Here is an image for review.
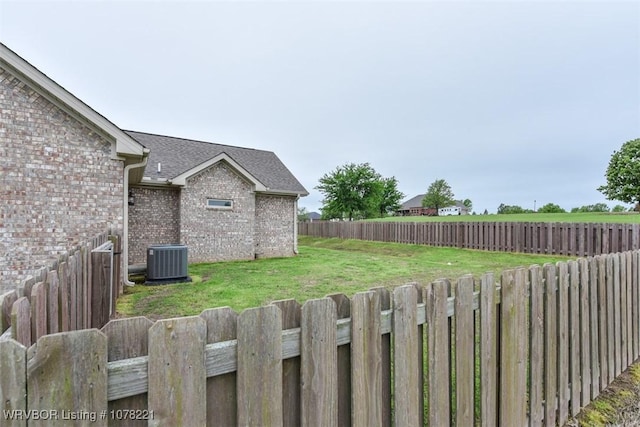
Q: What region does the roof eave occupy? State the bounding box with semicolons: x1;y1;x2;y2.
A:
169;152;267;190
0;43;145;160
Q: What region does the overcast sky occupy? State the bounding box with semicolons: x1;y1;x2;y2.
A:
1;0;639;214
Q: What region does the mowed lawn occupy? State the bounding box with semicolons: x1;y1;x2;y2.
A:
367;212;640;223
117;236;573;319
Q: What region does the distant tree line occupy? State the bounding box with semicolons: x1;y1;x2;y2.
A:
496;202;633;215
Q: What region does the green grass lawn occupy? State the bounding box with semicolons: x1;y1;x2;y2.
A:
367;212;640;223
117;236;572;319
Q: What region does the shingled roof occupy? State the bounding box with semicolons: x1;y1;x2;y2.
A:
125;131;308;196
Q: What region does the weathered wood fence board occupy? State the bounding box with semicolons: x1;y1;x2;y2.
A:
2;248;640;426
299;221;640;257
0;339;27;427
0;231;118;347
26;329;108;426
148;317;206;427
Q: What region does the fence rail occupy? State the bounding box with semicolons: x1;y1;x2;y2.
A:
0;231;120;346
2;250;638;426
299;221;640;257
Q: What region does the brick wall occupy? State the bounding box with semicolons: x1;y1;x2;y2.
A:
180;162;256;263
0;67;124;291
128;186;181;264
255;195;296;258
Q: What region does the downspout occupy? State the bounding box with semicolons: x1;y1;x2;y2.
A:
122;149;150;286
294;196;300;254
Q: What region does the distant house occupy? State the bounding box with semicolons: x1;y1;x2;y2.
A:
398;194;469;216
397;194;437;216
308;212;322;222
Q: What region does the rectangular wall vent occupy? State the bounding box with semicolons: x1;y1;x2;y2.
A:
147;244;188;281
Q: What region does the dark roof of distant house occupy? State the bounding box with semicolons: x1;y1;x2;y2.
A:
400;194;426;210
309;212;322;220
400;194;468;210
125;131;308;196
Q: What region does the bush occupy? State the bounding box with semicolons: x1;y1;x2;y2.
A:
538;203;566;213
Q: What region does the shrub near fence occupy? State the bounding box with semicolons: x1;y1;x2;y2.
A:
2;250;639;426
299;221;640;257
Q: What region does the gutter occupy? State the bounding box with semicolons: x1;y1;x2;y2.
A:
294;195;300;254
122;149;150;286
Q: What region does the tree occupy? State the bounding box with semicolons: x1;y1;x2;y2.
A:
598;138;640;206
422;179;455;214
462;199;472;211
316;163;389;221
297;207;310;222
612;204;627;213
497;204;532;214
537;203;566;213
376;177;405;218
571;203;609;213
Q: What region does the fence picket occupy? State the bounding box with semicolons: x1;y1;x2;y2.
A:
569;260;581;416
0;290;17;333
148;316;206;427
27;329;108;426
606;256;616;383
393;284;421;426
0;339;27;427
455;275;475;426
598;255;609;389
370;286;392;426
578;258;592;407
425;280;450;426
544;264;558;427
557;262;569;425
237;305;283;426
47;271;59;334
11;297;31;347
589;257;600;400
351;291;382;427
31;282;47;341
529;266;544;427
301;298;338;426
326;293;352;427
499;268;527;426
101;317;153;427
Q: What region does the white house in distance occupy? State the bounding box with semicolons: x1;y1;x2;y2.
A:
399;195;470;216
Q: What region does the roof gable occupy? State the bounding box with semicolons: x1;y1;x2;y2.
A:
0;43;145;159
126;131;308;196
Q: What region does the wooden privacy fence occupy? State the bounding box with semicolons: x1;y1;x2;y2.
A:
299;221;640;257
2;250;639;426
0;232;121;346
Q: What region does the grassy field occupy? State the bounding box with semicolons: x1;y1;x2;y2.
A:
117;236;571;319
367;212;640;223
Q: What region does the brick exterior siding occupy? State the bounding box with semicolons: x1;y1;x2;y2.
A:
0;67;124;292
127;162;299;265
180;162;256;263
128;186;181;264
255;195;296;258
